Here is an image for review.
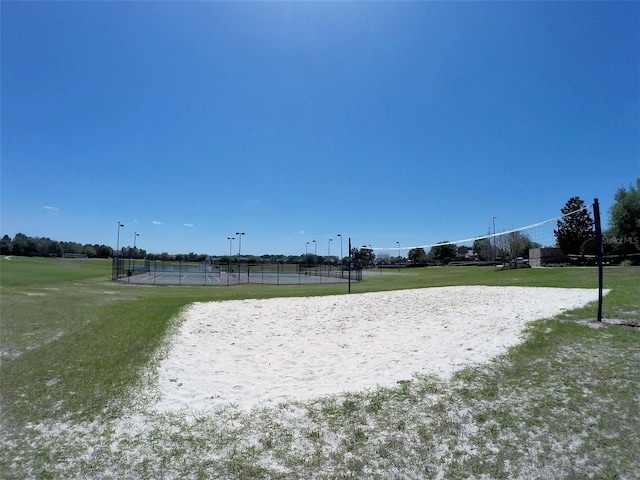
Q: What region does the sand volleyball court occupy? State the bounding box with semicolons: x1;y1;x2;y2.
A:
151;286;601;412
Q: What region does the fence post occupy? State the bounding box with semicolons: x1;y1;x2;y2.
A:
348;237;352;293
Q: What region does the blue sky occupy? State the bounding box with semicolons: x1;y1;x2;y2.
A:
1;1;638;256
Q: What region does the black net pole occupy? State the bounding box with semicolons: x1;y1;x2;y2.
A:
593;198;603;323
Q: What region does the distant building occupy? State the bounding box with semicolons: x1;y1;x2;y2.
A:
529;248;566;267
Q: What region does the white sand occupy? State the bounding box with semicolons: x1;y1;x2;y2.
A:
152;286;601;412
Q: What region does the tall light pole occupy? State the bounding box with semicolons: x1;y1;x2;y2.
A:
235;232;245;282
337;233;343;281
492;216;497;263
227;237;235;285
328;238;333;275
116;221;124;256
312;239;317;275
306;241;310;270
133;232;139;260
397;241;401;273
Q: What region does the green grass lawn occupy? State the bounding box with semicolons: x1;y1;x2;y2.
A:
1;256;638;478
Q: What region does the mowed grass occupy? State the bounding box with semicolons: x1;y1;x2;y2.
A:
1;256;639;478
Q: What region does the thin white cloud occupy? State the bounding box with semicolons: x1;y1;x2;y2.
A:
184;223;194;227
152;221;163;225
44;205;58;211
297;230;305;235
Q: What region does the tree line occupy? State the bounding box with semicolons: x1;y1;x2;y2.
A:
0;234;357;267
404;231;542;267
0;233;114;259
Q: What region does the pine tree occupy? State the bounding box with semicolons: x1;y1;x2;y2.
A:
554;197;594;254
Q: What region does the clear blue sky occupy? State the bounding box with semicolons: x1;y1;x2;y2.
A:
1;1;638;256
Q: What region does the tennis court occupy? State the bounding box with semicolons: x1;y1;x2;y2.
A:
113;258;360;286
119;267;346;286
